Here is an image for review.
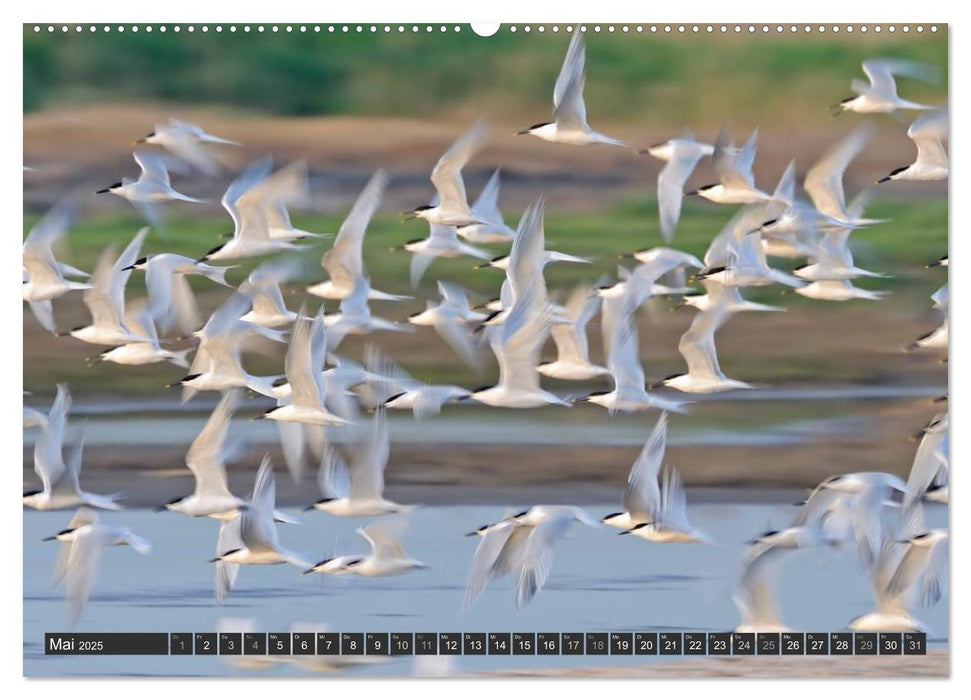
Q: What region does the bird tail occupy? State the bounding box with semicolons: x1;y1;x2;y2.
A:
168;348;192;369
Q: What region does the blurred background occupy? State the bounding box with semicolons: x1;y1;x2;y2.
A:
23;25;948;497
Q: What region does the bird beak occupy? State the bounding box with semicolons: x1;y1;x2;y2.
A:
474;262;491;270
42;535;57;542
877;175;892;184
515;129;531;136
121;264;136;271
207;557;221;563
303;504;316;512
301;568;315;575
636;148;650;156
464;531;479;537
618;530;631;536
153;504;168;513
685;189;700;196
95;188;111;194
401;211;417;221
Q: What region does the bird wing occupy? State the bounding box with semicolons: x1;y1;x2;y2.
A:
659;466;692;530
678;307;729;380
221;157;273;243
606;311;646;396
133;150;173;187
349;411;389;501
186;390;239;499
552;29;588;129
658;146;708;240
33;384;71;493
359;518;408;560
286;308;326;409
862;58;937;98
804;126;873;221
909;110;948;169
516;516;572;608
507;198;547;302
430;120;488;215
622;411;667;520
434;316;480;368
905;426;948;507
733;543;786;630
240;456;280;553
317;448;351;500
463;519;517;609
64;527;106;625
215;517;242;603
323;169;387;283
470;168;505;226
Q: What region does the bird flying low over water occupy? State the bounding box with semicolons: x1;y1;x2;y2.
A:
463;505;599;609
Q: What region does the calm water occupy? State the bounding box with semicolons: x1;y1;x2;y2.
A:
23;500;948;677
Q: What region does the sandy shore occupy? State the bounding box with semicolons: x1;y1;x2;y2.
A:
481;649;948;678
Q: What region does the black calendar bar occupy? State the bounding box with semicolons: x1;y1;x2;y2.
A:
42;632;927;656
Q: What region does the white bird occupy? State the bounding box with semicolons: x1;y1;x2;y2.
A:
65;228;150;346
362;345;471;420
399;222;491;288
682;278;784;315
601;411;668;531
404;120;490;226
209;456;310;592
622;468;711;544
261;308;352;427
471;278;568;409
643;131;714;240
835;59;938;114
792;472;909;568
456;169;517;243
697;205;805;289
908;285;948;352
247;160;328;241
734;526;830;633
323;276;410;349
22;201;90;333
463;505;599;609
407;281;485;367
753;162;841;260
687;128;774;205
308;170;407;301
136;118;239;175
160;390;247;519
538;285;608;381
239;258;302;328
879;109;948;183
24;386;122;512
516;29;627;147
904;414;948;509
306;410;412;516
97;300;191;368
23;394;48;430
795;278;887;302
125;252;233;337
304;517;424;577
96;151;203;226
793;229;888;283
849;505;947;632
175;292;286;402
804;126;883;227
44;508;151;625
661;302;751;394
200;157;306;261
583;293;686;413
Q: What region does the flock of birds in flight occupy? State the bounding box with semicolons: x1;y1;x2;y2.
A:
23;30;949;639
